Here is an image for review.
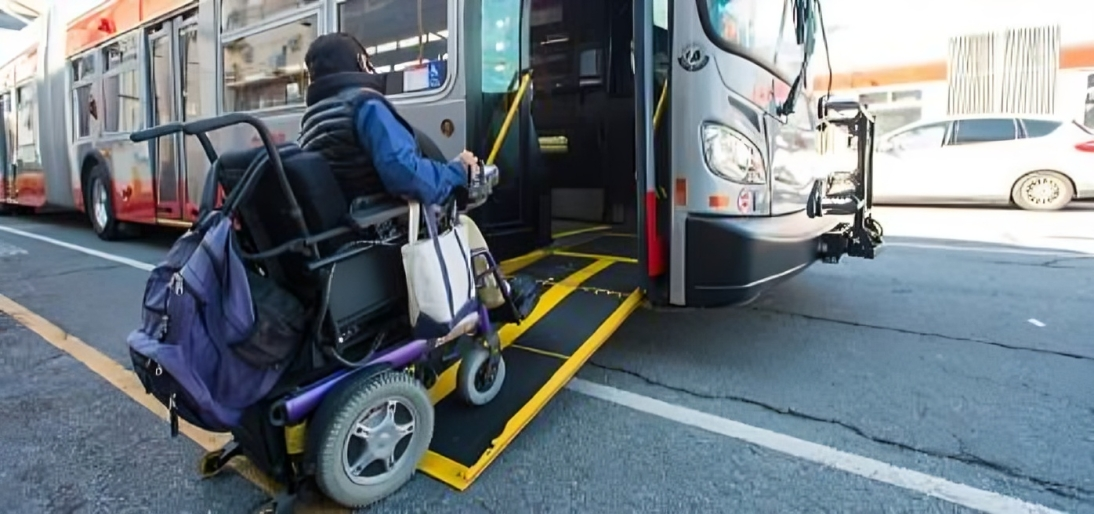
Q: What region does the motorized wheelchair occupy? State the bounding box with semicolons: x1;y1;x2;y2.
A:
129;112;538;511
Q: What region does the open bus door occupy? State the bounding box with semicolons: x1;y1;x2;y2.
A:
469;0;551;263
471;73;550;263
470;0;667;289
463;0;669;276
421;0;651;490
634;0;664;299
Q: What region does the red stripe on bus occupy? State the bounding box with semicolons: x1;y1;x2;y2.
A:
645;191;665;278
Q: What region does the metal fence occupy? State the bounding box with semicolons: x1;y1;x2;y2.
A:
946;24;1060;115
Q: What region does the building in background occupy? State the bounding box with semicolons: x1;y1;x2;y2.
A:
813;0;1094;135
0;0;38;30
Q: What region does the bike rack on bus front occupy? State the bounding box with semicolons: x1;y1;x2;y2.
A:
806;97;884;263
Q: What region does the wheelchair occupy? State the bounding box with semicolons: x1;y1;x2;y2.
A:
129;113;538;510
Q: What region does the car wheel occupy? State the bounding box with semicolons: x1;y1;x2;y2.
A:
1010;171;1073;211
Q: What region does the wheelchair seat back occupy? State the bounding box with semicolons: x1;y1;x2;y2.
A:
214;143;407;346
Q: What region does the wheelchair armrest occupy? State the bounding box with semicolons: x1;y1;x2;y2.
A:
347;196;409;230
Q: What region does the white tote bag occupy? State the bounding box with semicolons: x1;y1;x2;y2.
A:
401;202;476;337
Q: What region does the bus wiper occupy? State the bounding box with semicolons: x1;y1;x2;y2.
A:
776;72;803;117
775;0;817;117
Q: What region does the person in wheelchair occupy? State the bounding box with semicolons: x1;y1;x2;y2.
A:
299;33;534;320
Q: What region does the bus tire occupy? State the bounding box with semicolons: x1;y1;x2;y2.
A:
86;166;123;240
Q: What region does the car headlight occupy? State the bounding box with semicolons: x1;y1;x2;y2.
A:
700;123;767;184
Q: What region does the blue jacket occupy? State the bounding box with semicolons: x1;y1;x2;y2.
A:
354;99;468;205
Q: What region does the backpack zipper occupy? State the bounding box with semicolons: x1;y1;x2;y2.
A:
159;273;185;339
169;272;184;296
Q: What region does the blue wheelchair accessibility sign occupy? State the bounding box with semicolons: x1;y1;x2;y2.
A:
428;61;442;89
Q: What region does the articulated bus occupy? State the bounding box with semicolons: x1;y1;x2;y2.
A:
0;0;880;308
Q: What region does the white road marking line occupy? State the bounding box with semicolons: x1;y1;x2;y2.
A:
887;241;1092;258
0;225;154;271
1028;319;1046;327
0;221;1065;514
567;379;1062;514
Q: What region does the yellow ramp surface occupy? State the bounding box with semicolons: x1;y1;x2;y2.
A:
421;246;642;490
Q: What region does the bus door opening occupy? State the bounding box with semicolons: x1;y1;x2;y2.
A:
520;0;669;285
147;12;200;227
417;0;653;490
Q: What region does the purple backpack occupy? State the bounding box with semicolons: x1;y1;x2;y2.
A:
128;211;306;435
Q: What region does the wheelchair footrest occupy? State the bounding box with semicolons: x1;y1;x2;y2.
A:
489;274;540;325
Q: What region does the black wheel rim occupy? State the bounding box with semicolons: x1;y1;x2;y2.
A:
474;358;498;391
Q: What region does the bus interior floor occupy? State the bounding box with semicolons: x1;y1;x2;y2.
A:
511;220;642;297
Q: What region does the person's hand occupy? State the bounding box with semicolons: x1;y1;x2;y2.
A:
457;150;479;168
457;150;482;180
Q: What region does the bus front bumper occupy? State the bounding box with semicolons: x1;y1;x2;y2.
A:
684;210;843;308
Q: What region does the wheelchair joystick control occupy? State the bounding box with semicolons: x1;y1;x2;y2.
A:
464;161;500;211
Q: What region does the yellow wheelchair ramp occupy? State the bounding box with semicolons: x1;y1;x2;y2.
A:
420;250;642;490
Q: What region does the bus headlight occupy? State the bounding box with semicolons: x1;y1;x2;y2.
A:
700;123;767;185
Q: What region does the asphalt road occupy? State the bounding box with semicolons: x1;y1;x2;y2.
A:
0;206;1092;514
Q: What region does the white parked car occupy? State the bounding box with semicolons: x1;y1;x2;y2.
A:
872;114;1094;210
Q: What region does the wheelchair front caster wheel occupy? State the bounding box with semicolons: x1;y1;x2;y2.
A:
456;344;506;407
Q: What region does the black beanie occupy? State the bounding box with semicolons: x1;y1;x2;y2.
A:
305;33;369;79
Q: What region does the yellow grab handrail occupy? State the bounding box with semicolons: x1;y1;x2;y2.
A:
487;71;533;165
652;79;670;199
653;79;669;131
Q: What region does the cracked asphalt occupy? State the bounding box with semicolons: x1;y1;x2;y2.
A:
0;206;1092;514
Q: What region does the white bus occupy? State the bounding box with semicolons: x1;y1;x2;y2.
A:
0;0;881;308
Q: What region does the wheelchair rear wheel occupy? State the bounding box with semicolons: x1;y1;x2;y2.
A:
305;370;434;508
456;334;507;406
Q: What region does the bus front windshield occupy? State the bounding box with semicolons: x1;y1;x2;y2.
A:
699;0;813;87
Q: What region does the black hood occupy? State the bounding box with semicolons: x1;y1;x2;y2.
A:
305;72;388;107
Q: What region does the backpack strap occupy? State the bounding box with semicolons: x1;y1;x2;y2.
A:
169;393;179;437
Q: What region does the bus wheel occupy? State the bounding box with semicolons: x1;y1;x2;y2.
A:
86;166;122;240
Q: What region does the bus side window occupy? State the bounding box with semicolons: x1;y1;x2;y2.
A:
481;0;521;94
630;0;670;87
221;0;320;32
71;53;97;139
221;16;317;112
15;85;36;164
338;0;450;95
101;35;142;133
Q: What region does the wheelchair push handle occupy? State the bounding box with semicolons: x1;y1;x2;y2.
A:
129;122;185;143
130;121;218;164
184;112;265;138
133;113;262;144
